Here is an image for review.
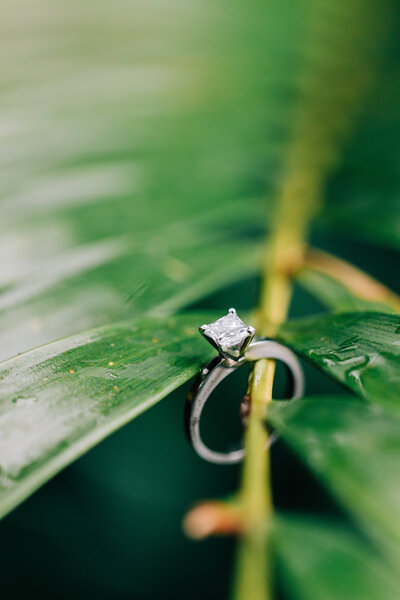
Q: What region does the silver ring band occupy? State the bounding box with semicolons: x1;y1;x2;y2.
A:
186;339;304;465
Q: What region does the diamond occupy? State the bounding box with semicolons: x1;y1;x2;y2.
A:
200;308;255;360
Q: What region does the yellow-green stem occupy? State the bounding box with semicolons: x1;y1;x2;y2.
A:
232;3;387;599
233;359;275;600
233;188;317;600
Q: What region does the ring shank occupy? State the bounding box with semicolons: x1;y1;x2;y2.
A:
187;339;304;465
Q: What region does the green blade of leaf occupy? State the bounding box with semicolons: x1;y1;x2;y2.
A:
274;515;400;600
279;312;400;412
269;397;400;562
0;207;263;362
2;0;311;361
0;0;281;359
0;312;215;520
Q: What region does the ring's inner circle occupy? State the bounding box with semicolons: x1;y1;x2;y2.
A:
271;359;294;400
198;358;293;453
199;362;250;453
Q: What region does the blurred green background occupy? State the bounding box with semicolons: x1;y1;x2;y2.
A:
1;0;399;597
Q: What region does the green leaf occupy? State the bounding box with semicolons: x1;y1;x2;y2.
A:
0;194;264;361
0;312;215;520
279;312;400;413
274;515;400;600
269;397;400;562
2;0;287;360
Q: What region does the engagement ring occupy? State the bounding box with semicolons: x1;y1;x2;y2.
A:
186;308;304;464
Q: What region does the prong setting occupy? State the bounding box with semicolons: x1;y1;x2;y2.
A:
199;308;255;361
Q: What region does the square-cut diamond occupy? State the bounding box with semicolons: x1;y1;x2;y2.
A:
200;309;253;359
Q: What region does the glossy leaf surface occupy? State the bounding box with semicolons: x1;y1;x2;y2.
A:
0;205;263;362
0;312;215;519
279;312;400;412
269;398;400;561
0;0;282;360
